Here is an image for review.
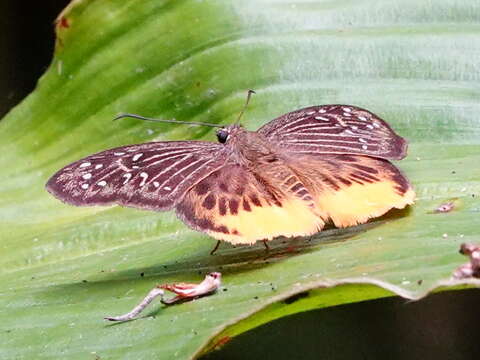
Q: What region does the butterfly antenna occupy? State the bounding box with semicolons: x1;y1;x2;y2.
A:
113;113;223;128
234;89;256;125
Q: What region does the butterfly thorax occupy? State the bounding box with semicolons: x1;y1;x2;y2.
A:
221;124;318;212
223;125;278;166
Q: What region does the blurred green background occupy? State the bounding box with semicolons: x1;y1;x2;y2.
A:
1;1;479;359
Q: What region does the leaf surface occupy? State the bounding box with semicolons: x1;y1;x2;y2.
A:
1;0;479;359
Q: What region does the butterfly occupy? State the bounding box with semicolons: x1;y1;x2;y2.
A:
46;101;415;249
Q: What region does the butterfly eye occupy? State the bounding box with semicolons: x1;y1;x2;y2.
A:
216;129;229;143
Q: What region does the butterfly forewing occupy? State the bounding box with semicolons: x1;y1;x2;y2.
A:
46;141;228;211
258;105;407;160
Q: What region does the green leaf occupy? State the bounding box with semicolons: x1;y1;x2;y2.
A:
1;0;479;358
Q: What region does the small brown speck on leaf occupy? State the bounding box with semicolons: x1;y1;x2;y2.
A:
57;16;70;29
432;200;456;214
453;243;480;279
417;279;423;285
214;336;232;349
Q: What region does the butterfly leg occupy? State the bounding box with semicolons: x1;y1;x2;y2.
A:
210;240;221;255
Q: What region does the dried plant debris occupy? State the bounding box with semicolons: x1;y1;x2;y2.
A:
105;288;165;322
453;244;480;279
160;272;222;304
435;202;455;213
105;272;222;322
432;199;457;214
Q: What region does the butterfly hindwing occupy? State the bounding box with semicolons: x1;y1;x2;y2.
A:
175;152;414;245
46;141;228;211
258;105;407;160
286;153;415;228
175;163;325;244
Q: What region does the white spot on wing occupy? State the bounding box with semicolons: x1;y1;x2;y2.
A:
342;107;352;112
362;144;368;150
95;164;103;169
153;181;160;188
97;181;107;187
358;116;367;121
122;173;132;184
139;172;148;186
315;116;329;121
306;111;315;115
133;153;143;161
359;138;367;143
373;122;381;128
114;152;126;156
318;109;326;113
81;183;89;189
82;173;92;180
366;124;374;129
80;162;91;168
163;186;172;191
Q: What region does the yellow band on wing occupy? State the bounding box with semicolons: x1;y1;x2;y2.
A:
208;198;324;245
317;181;415;228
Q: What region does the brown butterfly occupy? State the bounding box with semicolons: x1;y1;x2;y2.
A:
46;95;415;251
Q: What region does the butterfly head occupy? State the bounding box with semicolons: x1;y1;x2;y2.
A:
216;128;229;143
216;124;244;144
